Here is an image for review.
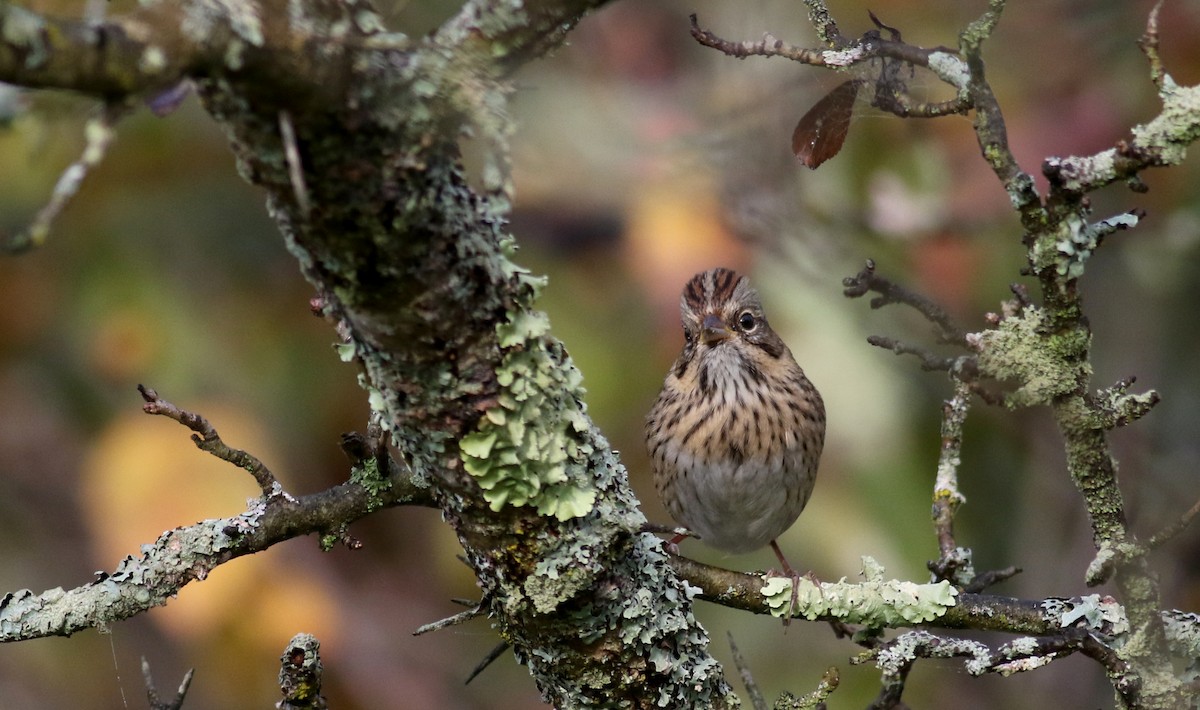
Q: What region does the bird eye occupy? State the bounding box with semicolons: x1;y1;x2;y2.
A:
738;311;757;332
684;330;695;344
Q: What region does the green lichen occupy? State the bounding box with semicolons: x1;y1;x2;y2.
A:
349;456;391;511
762;557;958;625
973;305;1090;408
318;533;340;552
459;262;596;521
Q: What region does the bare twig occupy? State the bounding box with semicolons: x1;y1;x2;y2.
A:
773;666;840;709
959;4;1043;227
689;14;832;66
843;260;968;344
279;110;311;217
688;13;955;81
1077;632;1139;706
142;657;194;710
1138;0;1166;91
413;605;484;636
137;384;286;499
727;632;767;710
866;335;959;372
963;566;1021;594
465;641;510;685
1147;496;1200;551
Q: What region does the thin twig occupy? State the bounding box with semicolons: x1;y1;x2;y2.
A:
963;566;1021;594
689;13;951;75
866;335;960;371
413;605;484;636
2;102;128;253
1077;631;1139;706
279;110;311;218
1138;0;1166;91
727;632;767;710
689;14;831;66
1147;496;1200;551
960;3;1043;225
465;641;510;685
142;657;194;710
843;260;968;344
137;384;286;499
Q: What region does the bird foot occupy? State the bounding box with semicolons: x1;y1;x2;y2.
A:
637;522;697;555
764;568;810;628
767;540;821;628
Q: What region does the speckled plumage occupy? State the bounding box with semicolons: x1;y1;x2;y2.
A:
645;268;825;556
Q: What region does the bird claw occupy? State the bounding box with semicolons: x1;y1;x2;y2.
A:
764;568;808;628
637;522;697;556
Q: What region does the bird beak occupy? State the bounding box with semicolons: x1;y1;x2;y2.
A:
701;314;731;345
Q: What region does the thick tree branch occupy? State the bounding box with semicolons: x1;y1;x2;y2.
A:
0;457;431;642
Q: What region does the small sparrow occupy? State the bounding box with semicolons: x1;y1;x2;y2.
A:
645;268;825;574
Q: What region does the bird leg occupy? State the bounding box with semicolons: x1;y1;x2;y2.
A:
768;540;815;628
637;522;698;555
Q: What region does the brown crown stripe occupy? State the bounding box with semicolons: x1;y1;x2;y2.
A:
684;267;743;313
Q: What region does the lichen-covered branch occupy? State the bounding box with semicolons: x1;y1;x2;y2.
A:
0;457;430;641
929;380;972;586
278;633;327;710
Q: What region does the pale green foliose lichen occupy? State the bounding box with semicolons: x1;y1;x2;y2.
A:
1055;212;1140;279
762;557;958;624
459;257;597;521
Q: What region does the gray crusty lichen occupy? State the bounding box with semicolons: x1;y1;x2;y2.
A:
522;533;739;708
458;243;597;521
